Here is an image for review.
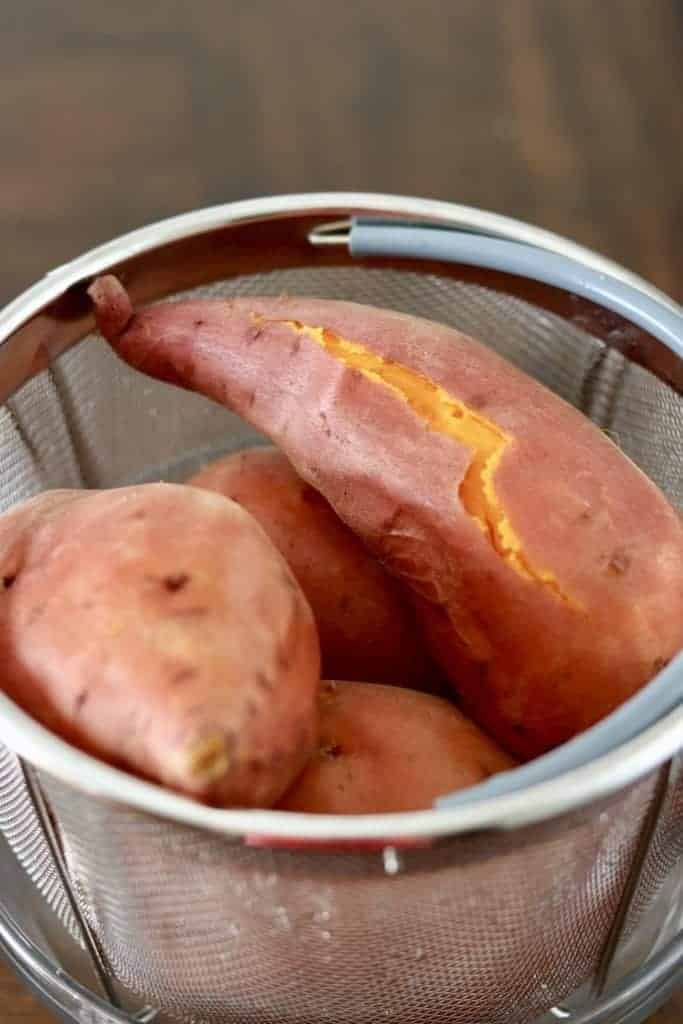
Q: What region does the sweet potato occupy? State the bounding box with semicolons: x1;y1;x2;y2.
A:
187;446;432;687
90;278;683;759
0;484;320;806
277;681;515;813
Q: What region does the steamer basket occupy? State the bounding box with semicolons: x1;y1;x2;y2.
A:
0;194;681;1024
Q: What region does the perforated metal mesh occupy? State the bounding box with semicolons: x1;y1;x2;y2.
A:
0;746;81;941
38;767;673;1024
0;266;681;1023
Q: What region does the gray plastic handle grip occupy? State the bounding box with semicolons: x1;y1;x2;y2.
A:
350;218;683;357
348;217;683;808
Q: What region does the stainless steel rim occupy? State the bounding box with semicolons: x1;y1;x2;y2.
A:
1;191;678;343
0;191;681;843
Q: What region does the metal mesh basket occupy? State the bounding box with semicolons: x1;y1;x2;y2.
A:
0;195;681;1024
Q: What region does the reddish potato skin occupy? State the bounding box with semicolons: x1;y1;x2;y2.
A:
277;681;516;814
187;446;432;687
0;484;320;807
90;279;683;759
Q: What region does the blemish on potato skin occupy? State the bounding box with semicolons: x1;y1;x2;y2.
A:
319;742;343;760
255;671;274;692
2;574;17;589
607;549;630;575
164;572;190;592
74;689;89;713
653;656;670;674
319;410;333;438
171;605;208;618
186;734;232;783
172;666;198;685
26;603;46;625
277;646;291;671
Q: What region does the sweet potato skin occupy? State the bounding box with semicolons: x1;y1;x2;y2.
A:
277;681;515;814
91;278;683;759
0;484;320;807
187;446;432;687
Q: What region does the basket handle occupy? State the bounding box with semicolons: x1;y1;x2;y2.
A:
349;218;683;356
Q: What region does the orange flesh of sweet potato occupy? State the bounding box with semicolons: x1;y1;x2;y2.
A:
187;446;434;688
0;484;320;806
277;681;516;814
90;278;683;759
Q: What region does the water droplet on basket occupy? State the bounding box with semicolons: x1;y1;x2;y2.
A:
550;1006;572;1019
383;846;402;875
227;921;240;938
414;947;424;961
314;908;332;924
272;905;292;932
254;871;277;889
320;930;331;941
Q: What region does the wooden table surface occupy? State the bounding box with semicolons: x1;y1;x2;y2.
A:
0;0;681;1020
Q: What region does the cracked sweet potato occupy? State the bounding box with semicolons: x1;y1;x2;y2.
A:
277;681;515;814
187;446;433;687
0;484;320;806
90;277;683;760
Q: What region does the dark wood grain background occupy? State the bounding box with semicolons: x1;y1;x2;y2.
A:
1;0;682;306
0;0;681;1020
